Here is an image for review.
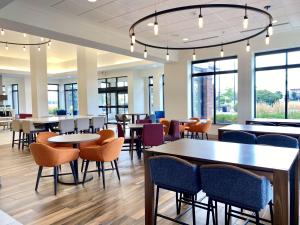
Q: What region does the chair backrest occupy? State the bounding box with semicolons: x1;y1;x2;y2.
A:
142;124;164;146
11;119;22;131
91;116;105;130
159;118;170;135
154;111;165;122
136;119;152;124
56;109;67;116
19;113;32;119
58;119;75;133
201;164;272;211
97;129;115;145
30;143;60;167
97;137;125;161
21;120;36;133
36;132;58;148
149;156;201;194
117;123;125;138
75;118;90;131
257;134;299;148
248;121;276;126
222;131;257;144
168;120;180;140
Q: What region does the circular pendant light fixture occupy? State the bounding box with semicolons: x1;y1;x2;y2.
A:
129;4;273;59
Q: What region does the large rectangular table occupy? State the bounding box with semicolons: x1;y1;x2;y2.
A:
144;139;299;225
218;124;300;140
246;118;300;126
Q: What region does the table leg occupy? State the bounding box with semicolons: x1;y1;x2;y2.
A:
273;170;290;225
144;151;154;225
130;129;134;160
132;115;136;123
291;157;299;225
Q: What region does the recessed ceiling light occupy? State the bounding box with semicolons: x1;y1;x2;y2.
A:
88;0;97;2
272;19;278;24
147;22;154;27
182;38;189;42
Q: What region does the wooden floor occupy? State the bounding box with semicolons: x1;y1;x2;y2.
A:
0;143;272;225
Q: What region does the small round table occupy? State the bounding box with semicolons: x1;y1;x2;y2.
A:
48;133;100;185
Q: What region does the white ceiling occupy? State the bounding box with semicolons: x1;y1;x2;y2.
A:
18;0;300;48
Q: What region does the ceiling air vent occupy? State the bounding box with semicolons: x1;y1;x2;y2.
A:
184;35;219;43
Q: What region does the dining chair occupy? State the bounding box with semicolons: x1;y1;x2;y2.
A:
58;119;75;134
11;119;23;149
188;120;212;140
115;114;131;133
185;117;200;136
81;137;124;189
117;123;137;157
36;132;73;149
149;155;202;225
154;111;165;123
221;130;257;144
136;119;152;124
30;143;79;195
257;134;299;148
90;116;105;133
164;120;180;142
21;120;45;150
142;124;164;149
75;117;90;133
146;114;156;123
159;118;170;136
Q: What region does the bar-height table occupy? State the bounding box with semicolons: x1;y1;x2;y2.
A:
144;139;299;225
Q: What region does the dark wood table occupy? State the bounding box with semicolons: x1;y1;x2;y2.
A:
218;124;300;140
144;139;299;225
246;118;300;126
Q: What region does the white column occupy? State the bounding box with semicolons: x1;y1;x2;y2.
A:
77;46;98;116
24;76;32;113
30;41;48;117
128;72;145;113
153;74;162;111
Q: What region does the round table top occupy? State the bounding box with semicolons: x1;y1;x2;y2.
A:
48;134;100;144
178;119;197;123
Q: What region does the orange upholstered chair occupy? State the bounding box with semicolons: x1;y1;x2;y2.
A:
30;143;79;195
188;120;212;139
159;118;170;135
80;137;124;189
36;132;72;148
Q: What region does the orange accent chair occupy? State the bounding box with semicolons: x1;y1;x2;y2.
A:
36;132;72;148
188;120;212;140
185;117;200;131
159;118;170;135
30;143;79;195
80;137;124;189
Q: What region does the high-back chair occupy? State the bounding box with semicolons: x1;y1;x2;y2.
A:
75;117;90;133
222;131;257;144
154;111;165;122
11;119;22;149
30;143;79;195
58;119;75;134
21;120;45;150
149;156;202;225
164;120;180;142
257;134;299;148
80;138;124;189
201;164;273;225
142;124;164;148
90;116;105;133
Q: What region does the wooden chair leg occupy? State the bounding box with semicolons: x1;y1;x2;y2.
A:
53;166;58;195
22;133;25;150
154;186;160;225
101;162;105;189
18;131;22;149
69;162;77;185
114;160;120;181
12;131;15;148
82;160;90;185
35;166;43;191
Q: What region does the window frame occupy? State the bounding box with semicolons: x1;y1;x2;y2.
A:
254;47;300;119
48;83;59;114
148;76;153;114
191;55;238;124
11;84;19;114
64;83;77;115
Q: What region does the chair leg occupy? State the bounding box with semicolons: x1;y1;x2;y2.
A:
69;162;77;185
201;133;204;140
35;166;43;191
225;204;228;225
101;162;105;189
53;166;58;195
206;133;209;140
18;131;22;149
269;201;273;225
211;200;216;225
12;131;15;148
82;160;90;185
214;201;218;225
206;197;211;225
81;160;85;172
154;186;160;225
255;211;260;225
22;133;25;150
96;162;101;177
110;161;114;169
228;205;232;225
176;192;179;215
114;160;120;181
191;195;196;225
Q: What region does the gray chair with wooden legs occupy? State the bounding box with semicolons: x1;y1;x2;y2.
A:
58;119;75;134
21;120;45;150
90;116;105;133
75;117;90;133
11;119;23;149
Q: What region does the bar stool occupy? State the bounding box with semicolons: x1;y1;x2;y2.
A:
11;119;23;149
90;116;105;133
21;120;45;150
58;119;75;134
75;117;90;133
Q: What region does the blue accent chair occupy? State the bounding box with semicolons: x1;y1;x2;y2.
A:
148;114;157;123
222;131;257;144
149;156;202;225
257;134;299;148
154;111;165;122
201;164;273;225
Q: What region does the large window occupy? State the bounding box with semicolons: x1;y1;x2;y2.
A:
98;77;128;122
11;84;19;114
148;76;154;114
48;84;59;115
192;56;238;124
255;48;300;119
64;83;78;115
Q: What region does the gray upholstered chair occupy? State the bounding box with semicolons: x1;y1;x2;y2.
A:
90;116;105;133
75;117;90;133
58;119;75;134
221;131;257;144
257;134;299;148
11;119;22;149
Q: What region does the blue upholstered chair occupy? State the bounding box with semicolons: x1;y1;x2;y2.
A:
147;114;157;123
149;156;202;225
257;134;299;148
222;131;257;144
201;164;273;225
154;111;165;123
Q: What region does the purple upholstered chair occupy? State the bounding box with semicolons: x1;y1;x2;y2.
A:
136;119;152;124
142;124;164;148
164;120;181;142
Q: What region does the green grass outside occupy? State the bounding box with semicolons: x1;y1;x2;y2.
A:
216;113;238;123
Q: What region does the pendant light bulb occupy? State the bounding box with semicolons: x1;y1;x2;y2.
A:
5;43;8;50
1;29;4;36
192;49;196;61
144;46;147;58
49;40;52;46
220;46;224;57
154;11;158;36
166;48;170;61
40;37;44;41
243;5;248;29
130;42;134;53
198;8;203;28
268;24;273;36
47;43;51;49
23;33;27;37
23;45;26;52
38;45;41;51
131;32;136;44
246;40;250;52
265;33;270;45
